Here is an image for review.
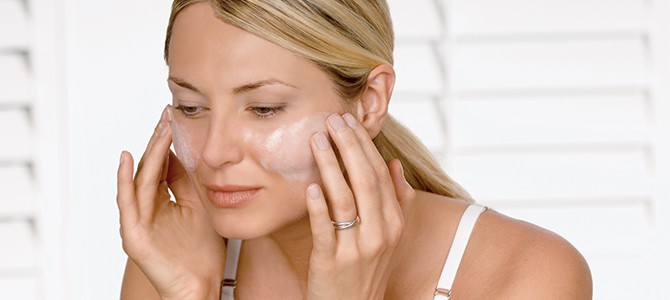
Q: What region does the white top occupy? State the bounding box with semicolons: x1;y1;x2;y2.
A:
220;204;486;300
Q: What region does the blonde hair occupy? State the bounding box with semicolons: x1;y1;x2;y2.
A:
165;0;473;201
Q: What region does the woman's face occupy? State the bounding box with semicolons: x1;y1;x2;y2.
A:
167;3;347;238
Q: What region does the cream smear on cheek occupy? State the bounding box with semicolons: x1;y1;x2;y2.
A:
170;112;199;173
245;113;328;182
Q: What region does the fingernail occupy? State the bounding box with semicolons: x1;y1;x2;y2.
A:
343;113;357;128
314;132;330;150
119;152;125;165
166;105;173;122
161;106;169;122
159;121;168;137
328;114;346;131
308;184;321;200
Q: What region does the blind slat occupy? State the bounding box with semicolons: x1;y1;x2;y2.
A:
0;110;33;161
0;221;37;270
389;98;444;152
0;0;29;49
452;93;650;146
452;151;651;200
388;0;441;39
500;203;652;256
452;0;648;35
394;44;442;94
0;55;31;105
0;277;38;300
587;257;652;299
0;165;34;217
450;38;648;91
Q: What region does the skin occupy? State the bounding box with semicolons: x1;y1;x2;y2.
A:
117;3;592;299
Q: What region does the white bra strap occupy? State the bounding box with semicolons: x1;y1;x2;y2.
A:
220;239;242;300
434;204;486;298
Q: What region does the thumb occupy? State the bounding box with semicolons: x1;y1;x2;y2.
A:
166;150;199;207
388;159;415;213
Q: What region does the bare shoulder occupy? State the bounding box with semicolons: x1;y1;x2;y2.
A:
395;192;591;299
463;208;593;299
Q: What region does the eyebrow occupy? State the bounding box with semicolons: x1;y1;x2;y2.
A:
232;79;299;94
168;76;201;93
168;76;298;95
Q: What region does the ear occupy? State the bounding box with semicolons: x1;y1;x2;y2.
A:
355;64;395;138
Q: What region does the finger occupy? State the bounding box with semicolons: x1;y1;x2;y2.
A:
336;113;407;251
134;105;173;218
306;184;336;256
388;159;415;218
117;151;138;229
342;113;401;221
166;150;186;183
310;130;358;224
166;150;199;207
342;113;388;174
136;106;172;173
160;149;169;182
136;105;171;181
325;114;383;225
160;107;177;183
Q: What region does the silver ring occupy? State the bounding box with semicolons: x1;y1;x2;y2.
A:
332;215;360;230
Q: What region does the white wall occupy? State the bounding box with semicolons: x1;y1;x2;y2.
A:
1;0;668;299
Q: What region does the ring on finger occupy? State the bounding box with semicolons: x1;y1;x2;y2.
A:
332;215;360;230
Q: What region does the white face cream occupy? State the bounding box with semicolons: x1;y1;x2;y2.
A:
171;108;329;181
170;109;198;173
248;113;329;182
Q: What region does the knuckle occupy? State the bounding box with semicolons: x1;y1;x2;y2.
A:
331;194;356;212
336;248;361;264
134;176;152;190
364;236;387;255
310;257;336;274
357;171;379;190
373;163;391;181
377;171;393;187
313;232;334;248
388;222;404;244
336;132;358;147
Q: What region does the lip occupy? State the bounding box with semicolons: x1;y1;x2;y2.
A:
204;184;261;208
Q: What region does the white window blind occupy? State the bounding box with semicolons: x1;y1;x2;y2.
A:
0;0;41;298
387;0;670;299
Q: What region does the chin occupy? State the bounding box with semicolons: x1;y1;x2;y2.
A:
205;211;275;240
207;208;309;240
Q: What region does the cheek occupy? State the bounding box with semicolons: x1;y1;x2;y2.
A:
256;114;328;182
170;113;200;173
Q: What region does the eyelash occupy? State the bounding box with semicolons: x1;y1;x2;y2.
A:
248;105;285;119
175;105;204;118
174;105;286;119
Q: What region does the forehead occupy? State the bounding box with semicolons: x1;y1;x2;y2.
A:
167;2;331;93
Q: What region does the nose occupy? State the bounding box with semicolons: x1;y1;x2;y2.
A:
201;116;244;169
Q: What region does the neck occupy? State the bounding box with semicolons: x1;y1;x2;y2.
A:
240;192;422;296
270;215;315;273
245;214;315;289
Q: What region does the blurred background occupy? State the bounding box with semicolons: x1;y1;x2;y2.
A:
1;0;669;299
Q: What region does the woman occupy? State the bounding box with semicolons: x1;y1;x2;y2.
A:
116;0;593;299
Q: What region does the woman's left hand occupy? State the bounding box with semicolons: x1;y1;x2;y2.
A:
305;113;416;300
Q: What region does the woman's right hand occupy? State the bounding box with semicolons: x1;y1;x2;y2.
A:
117;106;226;300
